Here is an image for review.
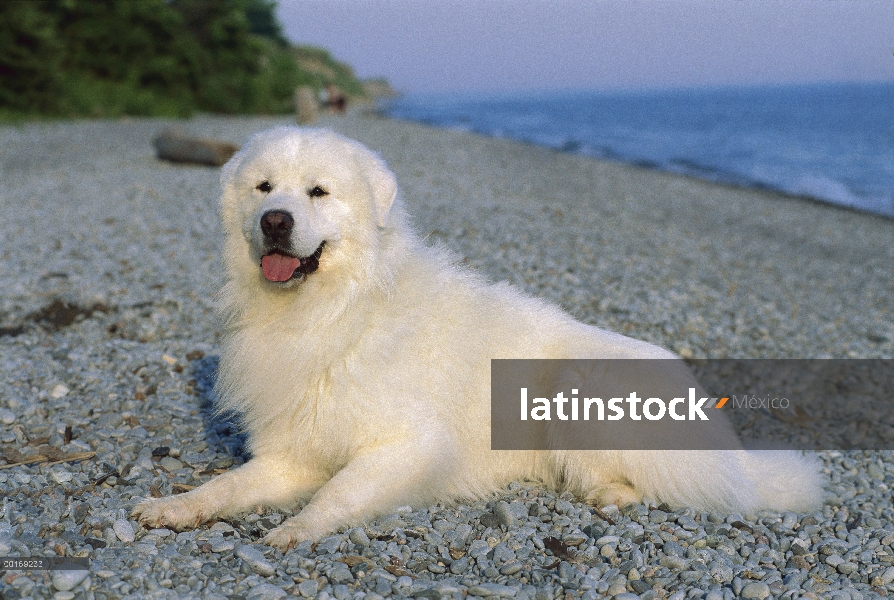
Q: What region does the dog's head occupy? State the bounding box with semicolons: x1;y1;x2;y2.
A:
219;127;398;289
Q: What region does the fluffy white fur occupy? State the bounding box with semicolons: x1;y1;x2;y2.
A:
134;127;823;550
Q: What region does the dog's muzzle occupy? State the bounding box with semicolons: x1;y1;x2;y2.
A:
259;210;325;283
261;243;325;282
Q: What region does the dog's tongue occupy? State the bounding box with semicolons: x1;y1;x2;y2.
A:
261;254;301;282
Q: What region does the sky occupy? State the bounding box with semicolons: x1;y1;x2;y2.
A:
277;0;894;95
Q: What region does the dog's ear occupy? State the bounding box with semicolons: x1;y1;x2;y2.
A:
218;147;246;224
367;155;397;227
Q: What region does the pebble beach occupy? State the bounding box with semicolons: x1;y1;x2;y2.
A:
1;111;893;599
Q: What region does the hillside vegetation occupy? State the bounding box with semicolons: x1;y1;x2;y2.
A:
0;0;367;120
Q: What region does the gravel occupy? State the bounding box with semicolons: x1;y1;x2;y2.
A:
0;111;893;599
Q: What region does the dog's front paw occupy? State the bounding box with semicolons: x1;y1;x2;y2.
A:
585;482;642;509
262;525;314;551
132;496;207;532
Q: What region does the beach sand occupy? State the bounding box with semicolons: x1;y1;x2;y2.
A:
0;112;892;598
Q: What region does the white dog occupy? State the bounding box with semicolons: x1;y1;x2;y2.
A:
134;127;822;550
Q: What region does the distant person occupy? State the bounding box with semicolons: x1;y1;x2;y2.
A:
325;84;347;114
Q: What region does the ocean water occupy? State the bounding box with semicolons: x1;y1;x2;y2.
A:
384;83;894;218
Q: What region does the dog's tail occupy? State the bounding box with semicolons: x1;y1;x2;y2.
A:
577;449;825;514
739;449;825;513
650;449;824;513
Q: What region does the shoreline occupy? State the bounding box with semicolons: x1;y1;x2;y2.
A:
380;112;894;224
377;81;894;223
0;112;892;599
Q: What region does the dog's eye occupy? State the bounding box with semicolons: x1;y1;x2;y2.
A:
256;181;272;193
309;186;329;198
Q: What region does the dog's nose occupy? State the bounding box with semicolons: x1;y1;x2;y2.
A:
261;210;294;240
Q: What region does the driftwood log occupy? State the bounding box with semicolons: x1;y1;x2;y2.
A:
153;129;239;167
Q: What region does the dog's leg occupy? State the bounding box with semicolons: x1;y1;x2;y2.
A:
262;444;443;550
584;482;642;508
132;457;323;531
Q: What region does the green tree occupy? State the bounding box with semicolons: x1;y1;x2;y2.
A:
0;0;369;119
0;2;64;114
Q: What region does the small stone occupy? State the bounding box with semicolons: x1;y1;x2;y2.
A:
495;501;518;528
621;504;647;519
554;499;574;514
50;384;70;399
159;456;183;472
432;519;454;532
434;579;463;595
783;571;807;587
236;545;276;576
369;568;396;582
790;540;809;555
298;578;319;598
450;556;471;574
467;582;517;597
405;583;434;597
837;561;858;575
630;580;651;594
659;556;687;571
316;535;343;554
72;503;89;524
113;518;135;543
662;541;686;557
52;570;88;592
558;561;575;581
648;510;668;524
606;583;627;596
612;593;639;600
825;554;844;567
740;582;770;599
327;563;354;584
872;566;894;586
562;532;588;546
499;561;524;575
535;589;553;600
211;537;236;553
348;527;370;546
50;469;73;484
0;408;15;424
480;512;501;528
54;591;76;600
246;583;288;600
149;528;173;537
469;539;492;558
709;562;733;584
